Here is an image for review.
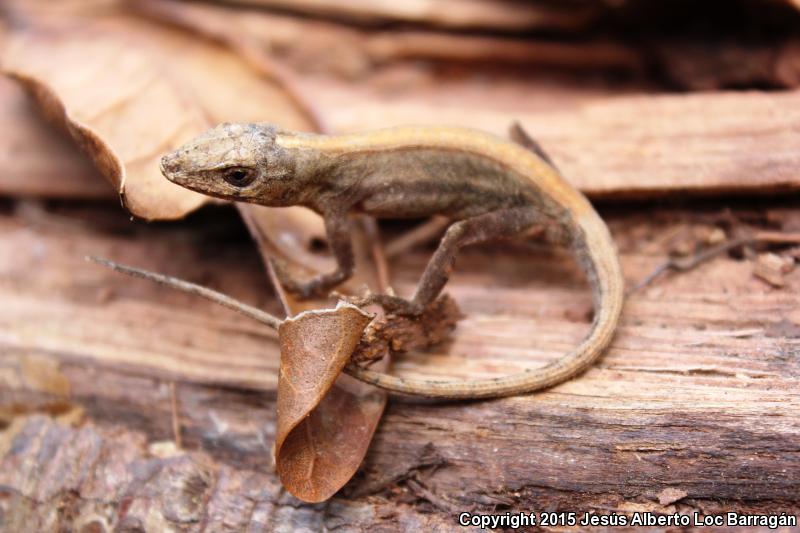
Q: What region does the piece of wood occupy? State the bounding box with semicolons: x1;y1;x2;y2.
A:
133;0;641;77
654;39;800;90
314;88;800;198
0;204;285;390
1;202;798;527
212;0;598;32
0;416;459;531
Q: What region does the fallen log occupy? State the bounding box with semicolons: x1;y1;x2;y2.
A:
1;202;798;528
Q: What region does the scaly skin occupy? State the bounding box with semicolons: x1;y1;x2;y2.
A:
161;123;624;399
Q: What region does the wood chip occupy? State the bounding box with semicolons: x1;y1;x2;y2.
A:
657;487;688;506
753;252;795;287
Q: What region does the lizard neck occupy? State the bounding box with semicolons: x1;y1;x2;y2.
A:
279;135;362;214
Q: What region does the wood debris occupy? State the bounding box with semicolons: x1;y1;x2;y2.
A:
753;251;796;287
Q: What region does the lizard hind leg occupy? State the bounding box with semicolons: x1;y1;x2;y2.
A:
353;207;546;315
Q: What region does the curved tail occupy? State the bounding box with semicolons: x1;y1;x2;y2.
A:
346;208;624;399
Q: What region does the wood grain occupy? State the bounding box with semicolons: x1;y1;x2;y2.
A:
1;202;798;528
133;0;640;76
211;0;597;31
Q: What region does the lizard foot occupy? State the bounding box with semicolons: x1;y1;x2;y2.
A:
344;292;424;316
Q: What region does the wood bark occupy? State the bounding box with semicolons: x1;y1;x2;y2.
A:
1;202;798;530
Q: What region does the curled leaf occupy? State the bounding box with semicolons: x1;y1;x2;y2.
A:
275;302;375;502
3;29;209;219
2;14;310;219
240;206;394;502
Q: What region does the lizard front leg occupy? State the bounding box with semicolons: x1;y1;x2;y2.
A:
271;210;354;299
350;207;545;315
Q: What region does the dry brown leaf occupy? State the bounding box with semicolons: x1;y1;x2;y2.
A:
2;10;310;219
275;303;376;502
265;211;458;503
3;28;209;220
0;76;111;199
241;206;394;502
3;8;327;263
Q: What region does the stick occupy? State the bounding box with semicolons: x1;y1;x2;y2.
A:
384;216;450;259
86;256;284;330
359;216;392;293
629;230;800;294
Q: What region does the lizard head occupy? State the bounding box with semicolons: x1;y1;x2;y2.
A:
160;122;298;206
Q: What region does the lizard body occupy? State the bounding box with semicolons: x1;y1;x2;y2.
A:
161;123;624;399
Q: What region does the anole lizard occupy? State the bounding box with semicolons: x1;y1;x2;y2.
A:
159;123;625;399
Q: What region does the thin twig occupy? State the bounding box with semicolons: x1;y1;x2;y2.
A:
87;256;283;330
629;230;800;295
359;216;392;293
629;237;750;295
753;230;800;244
384;216;450;259
235;207;296;317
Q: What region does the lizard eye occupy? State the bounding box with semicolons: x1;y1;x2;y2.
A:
222;167;255;187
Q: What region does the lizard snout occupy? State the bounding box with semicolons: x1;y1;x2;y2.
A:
160;151;182;180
